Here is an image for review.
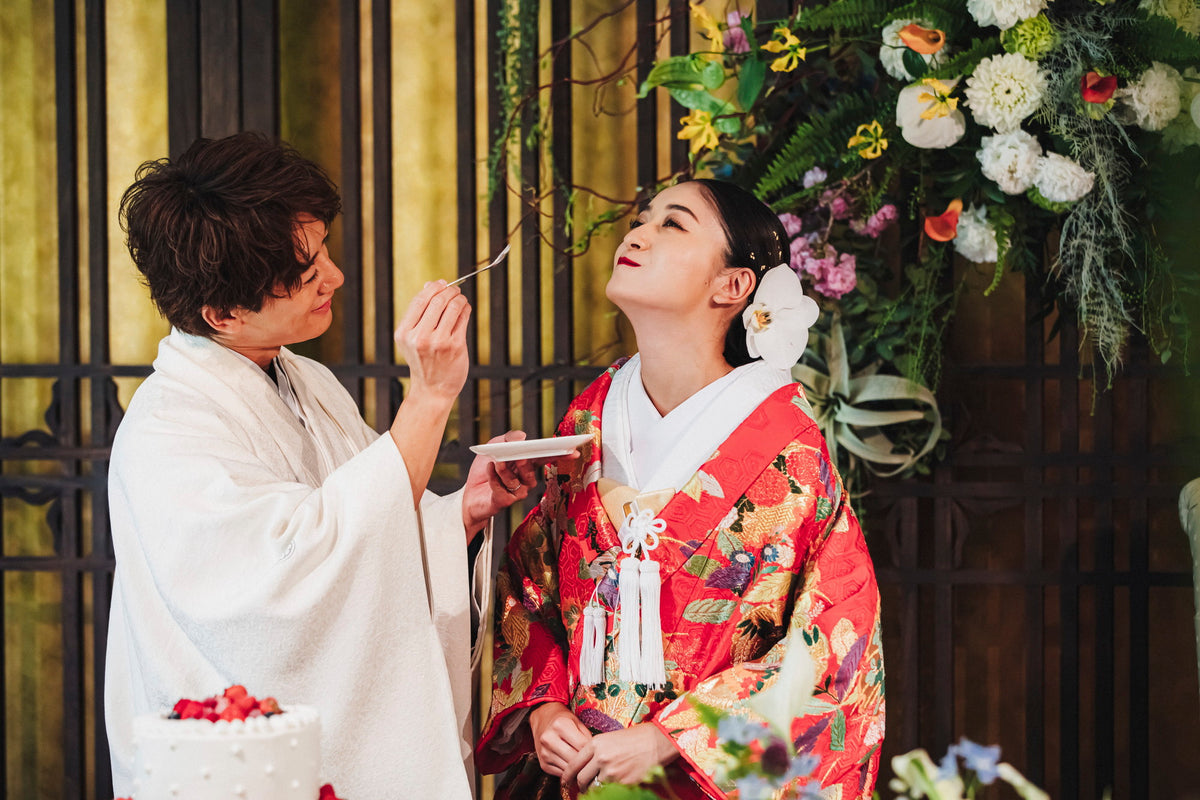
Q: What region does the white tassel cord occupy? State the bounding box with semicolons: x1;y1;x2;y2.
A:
617;556;642;682
638;559;667;689
579;604;606;686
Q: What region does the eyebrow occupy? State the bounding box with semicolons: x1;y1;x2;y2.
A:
664;203;698;221
639;201;699;221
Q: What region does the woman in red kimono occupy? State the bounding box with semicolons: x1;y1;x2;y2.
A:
477;180;884;799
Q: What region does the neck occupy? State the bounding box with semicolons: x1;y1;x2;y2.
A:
218;339;280;371
631;313;735;416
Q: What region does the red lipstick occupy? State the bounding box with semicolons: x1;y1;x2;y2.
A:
618;256;640;267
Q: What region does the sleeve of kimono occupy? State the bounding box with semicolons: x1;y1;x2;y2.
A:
653;450;885;800
475;468;573;773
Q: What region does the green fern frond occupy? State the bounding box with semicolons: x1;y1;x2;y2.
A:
754;93;876;199
794;0;891;33
1120;13;1200;65
926;36;1003;79
883;0;971;37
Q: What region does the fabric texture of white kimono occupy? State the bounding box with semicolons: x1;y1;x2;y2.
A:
105;330;483;799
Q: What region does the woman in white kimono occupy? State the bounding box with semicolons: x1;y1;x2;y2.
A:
106;132;537;798
478;180;885;799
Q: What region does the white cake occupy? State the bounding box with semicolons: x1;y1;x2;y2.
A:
130;705;321;799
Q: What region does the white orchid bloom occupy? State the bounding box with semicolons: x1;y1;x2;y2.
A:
748;624;818;737
742;265;821;370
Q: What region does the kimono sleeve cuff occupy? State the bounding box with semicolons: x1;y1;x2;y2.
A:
476;695;571;774
650;717;727;799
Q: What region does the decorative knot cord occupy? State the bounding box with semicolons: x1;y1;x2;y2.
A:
578;502;670;688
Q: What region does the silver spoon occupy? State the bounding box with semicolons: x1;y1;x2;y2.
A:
449;243;511;287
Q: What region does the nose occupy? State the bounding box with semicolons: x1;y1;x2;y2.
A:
321;255;345;292
623;225;647;250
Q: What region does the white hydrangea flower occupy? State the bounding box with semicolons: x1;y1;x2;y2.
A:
954;205;999;264
1116;61;1184;131
964;53;1048;132
879;18;948;81
977;129;1043;194
1139;0;1200;36
1162;68;1200;153
1033;152;1095;203
966;0;1049;30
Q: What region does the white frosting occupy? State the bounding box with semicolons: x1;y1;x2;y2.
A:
130;705;321;799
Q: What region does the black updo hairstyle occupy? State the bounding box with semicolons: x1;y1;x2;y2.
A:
690;179;790;367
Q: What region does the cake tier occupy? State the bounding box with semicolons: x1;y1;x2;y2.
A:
131;705;321;799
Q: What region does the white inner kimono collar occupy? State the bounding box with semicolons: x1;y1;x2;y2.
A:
601;354;792;493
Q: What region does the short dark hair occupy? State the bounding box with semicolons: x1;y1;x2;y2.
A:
691;179;789;367
119;132;342;336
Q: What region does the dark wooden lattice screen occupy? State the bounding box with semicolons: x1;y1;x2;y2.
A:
1;1;1196;798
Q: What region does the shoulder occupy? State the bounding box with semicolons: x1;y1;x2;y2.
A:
774;416;841;503
557;358;629;432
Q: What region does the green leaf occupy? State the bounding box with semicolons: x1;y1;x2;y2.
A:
717;528;741;557
737;58;766;110
700;59;726;89
713;115;742;136
831;709;846;751
684;553;722;579
682;598;738;623
902;48;928;78
794;0;890;31
637;56;705;97
667;87;735;115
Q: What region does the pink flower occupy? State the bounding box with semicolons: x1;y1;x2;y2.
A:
801;253;835;280
850;203;899;238
724;11;750;53
814;253;858;299
820;190;853;220
779;212;805;237
803;166;828;188
787;235;813;276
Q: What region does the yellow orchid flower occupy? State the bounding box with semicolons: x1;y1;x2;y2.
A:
678;109;720;154
847;120;888;159
916;78;959;120
761;26;807;72
690;2;725;54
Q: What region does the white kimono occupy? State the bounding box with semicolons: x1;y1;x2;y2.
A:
105;330;483;798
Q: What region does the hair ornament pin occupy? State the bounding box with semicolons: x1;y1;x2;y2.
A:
742;264;821;370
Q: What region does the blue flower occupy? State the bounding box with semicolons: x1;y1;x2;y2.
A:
955;738;1001;784
733;775;776;800
785;753;820;782
717;715;769;746
795;778;824;799
761;544;780;563
939;738;1002;785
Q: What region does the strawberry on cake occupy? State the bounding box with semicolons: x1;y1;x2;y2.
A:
120;686;343;800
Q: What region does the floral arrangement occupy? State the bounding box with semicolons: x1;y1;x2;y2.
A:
577;622;1046;800
630;0;1200;480
889;738;1048;800
490;0;1200;484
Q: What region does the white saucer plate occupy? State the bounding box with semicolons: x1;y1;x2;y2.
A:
469;433;593;462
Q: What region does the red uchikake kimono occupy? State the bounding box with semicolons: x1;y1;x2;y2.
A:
477;362;885;799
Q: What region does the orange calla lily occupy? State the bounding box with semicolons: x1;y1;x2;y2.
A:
924;198;962;241
898;23;946;55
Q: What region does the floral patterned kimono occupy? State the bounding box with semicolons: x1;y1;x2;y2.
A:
477;360;884;799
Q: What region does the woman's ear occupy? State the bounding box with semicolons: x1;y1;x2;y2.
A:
712;267;758;308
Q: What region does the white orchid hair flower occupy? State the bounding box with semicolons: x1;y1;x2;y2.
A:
742;264;821;370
